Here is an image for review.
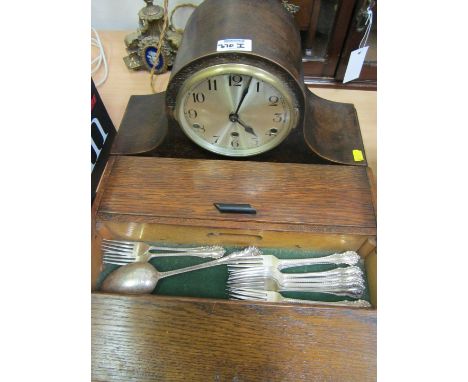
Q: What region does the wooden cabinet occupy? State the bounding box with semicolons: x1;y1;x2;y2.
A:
92;156;377;381
292;0;316;30
293;0;377;89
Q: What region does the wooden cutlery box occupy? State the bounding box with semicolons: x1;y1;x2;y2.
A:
92;155;377;381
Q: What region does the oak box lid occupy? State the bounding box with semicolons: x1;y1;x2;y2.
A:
97;156;376;235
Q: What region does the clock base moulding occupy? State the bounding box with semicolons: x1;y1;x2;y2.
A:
111;89;367;167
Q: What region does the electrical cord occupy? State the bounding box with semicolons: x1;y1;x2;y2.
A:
170;3;197;34
91;27;108;87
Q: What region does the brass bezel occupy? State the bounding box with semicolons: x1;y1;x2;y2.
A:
174;63;299;157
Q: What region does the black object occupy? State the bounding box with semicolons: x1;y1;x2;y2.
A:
214;203;257;214
91;80;116;202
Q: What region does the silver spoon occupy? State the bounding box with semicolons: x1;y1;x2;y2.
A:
101;247;262;294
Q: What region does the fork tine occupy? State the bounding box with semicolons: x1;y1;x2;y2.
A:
227;271;266;280
101;244;132;252
229;288;267;300
229;290;257;300
101;247;133;256
227;266;263;273
230;266;264;270
227;281;265;289
229;258;264;264
228;264;263;269
101;240;133;248
102;239;136;247
229;275;266;280
101;249;136;258
229;285;266;290
227;275;265;282
228;263;264;268
102;258;133;266
102;254;135;262
235;288;267;296
102;255;135;263
102;252;135;259
230;293;262;301
101;242;134;251
230;293;254;300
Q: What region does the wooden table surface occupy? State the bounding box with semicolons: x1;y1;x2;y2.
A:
93;31;377;177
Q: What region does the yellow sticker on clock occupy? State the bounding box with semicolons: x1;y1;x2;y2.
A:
353;149;364;162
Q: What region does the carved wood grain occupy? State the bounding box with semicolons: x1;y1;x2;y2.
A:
97;156;376;235
92;293;376;382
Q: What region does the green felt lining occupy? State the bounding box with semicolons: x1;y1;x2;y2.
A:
97;245;370;303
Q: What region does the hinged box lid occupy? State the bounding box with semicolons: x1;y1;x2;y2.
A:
96;156;376;236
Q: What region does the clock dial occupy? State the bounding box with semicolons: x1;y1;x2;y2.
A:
175;65;298;156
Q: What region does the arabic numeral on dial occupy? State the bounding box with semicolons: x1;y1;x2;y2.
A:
256;82;261;92
267;128;278;136
268;95;279;106
187;109;198;119
231;140;240;148
273;113;284;123
229;75;242;86
192;123;205;132
208;79;217;91
213;136;220;144
192;93;205;103
230;132;240;148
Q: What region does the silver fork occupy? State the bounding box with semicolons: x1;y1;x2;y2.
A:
227;265;365;289
101;239;227;265
227;266;365;298
229;251;361;270
227;279;364;298
229;288;371;308
227;274;365;293
227;265;364;283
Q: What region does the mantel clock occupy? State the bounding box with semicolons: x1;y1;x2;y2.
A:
114;0;367;166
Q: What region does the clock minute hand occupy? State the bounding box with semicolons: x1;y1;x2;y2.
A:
234;76;253;115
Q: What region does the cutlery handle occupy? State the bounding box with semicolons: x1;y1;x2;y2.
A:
278;285;364;298
160;247;261;279
282;297;371;308
281;297;317;304
280;266;363;279
148;251;225;259
282;280;365;291
277;251;360;270
148;245;225;253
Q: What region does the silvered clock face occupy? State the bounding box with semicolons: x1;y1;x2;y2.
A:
175;64;298;156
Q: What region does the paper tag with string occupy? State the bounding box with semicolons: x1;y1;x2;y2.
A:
343;6;373;83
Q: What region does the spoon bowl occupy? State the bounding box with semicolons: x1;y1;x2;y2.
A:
101;262;159;294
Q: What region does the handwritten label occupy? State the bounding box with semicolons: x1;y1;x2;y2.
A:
217;39;252;52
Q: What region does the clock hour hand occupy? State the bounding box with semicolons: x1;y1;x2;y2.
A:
235;117;257;137
228;113;257;137
233;76;253;115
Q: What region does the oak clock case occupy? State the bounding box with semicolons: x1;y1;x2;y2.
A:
113;0;366;166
